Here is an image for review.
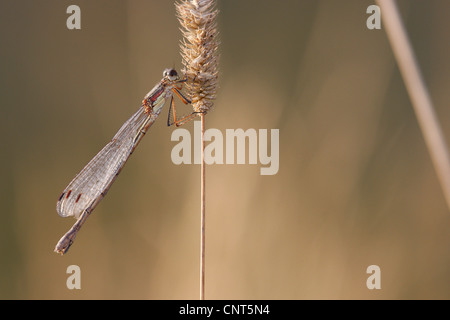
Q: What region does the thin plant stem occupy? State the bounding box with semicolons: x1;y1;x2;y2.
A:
200;113;206;300
377;0;450;210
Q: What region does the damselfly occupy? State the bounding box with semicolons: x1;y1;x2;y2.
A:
55;68;198;255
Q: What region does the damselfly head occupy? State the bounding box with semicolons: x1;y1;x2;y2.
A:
163;68;179;82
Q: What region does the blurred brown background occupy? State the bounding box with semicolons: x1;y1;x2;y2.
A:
0;0;449;299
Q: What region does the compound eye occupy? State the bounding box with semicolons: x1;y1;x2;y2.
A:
168;69;178;78
163;68;178;81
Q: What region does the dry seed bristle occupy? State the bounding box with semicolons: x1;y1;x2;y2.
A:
176;0;219;113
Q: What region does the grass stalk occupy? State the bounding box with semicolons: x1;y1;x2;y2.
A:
200;113;206;300
377;0;450;210
176;0;219;299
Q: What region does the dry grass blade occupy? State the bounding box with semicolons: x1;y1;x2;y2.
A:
377;0;450;210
